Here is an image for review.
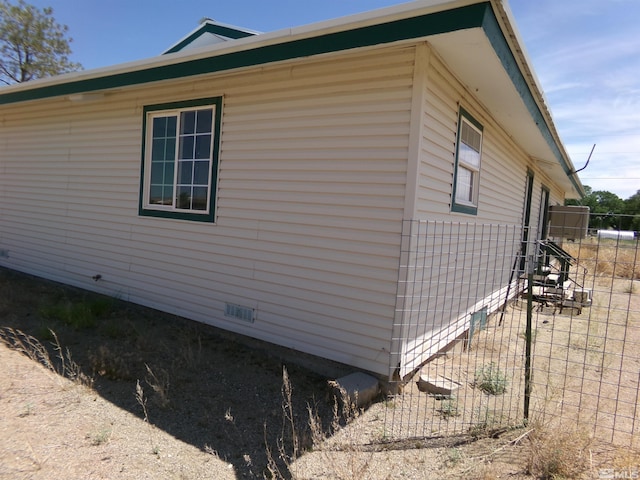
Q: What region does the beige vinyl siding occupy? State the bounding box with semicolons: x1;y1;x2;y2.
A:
0;45;415;375
396;46;565;375
416;51;530;222
1;96;140;281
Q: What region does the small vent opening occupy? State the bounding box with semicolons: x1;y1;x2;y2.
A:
224;303;255;323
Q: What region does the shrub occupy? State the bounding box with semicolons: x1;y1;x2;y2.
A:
437;397;460;418
474;362;508;395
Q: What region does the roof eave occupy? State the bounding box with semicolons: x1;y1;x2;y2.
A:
0;0;481;98
0;0;582;198
489;0;585;198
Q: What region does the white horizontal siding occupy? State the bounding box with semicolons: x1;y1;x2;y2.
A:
396;46;567;376
0;45;415;375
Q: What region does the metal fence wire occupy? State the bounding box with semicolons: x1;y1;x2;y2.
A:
385;218;639;449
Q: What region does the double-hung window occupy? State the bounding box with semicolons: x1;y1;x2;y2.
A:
140;97;222;222
452;108;483;215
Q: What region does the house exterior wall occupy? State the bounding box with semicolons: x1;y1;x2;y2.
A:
0;45;417;375
395;45;569;375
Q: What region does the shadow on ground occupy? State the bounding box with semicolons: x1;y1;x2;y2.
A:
0;267;352;479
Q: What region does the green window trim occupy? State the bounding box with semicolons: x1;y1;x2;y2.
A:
539;185;550;240
451;107;483;215
139;97;222;223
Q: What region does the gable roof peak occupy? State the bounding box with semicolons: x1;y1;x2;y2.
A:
163;19;260;55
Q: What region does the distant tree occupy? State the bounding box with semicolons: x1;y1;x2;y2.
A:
0;0;81;85
622;190;640;231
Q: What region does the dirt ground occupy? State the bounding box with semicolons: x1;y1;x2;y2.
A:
0;267;637;479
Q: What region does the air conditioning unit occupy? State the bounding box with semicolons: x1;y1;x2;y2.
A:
548;205;590;239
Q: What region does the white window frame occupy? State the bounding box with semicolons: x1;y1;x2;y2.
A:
452;108;483;215
139;97;222;222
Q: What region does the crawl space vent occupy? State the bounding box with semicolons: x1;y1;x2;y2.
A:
224;303;255;323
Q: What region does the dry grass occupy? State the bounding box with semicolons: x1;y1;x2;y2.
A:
0;327;54;371
265;367;382;480
89;344;132;380
0;326;93;388
144;363;171;409
563;238;640;280
526;423;592;479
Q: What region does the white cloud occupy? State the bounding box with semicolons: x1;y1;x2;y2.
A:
510;0;640;199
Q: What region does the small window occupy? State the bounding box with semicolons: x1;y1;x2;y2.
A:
452;108;483;215
139;97;222;222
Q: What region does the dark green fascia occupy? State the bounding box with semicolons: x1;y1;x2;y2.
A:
164;23;257;54
479;7;583;195
138;96;223;223
0;1;578;194
0;3;489;105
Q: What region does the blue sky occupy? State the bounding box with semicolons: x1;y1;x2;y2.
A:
25;0;640;200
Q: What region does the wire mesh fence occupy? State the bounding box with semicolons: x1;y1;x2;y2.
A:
528;225;640;448
385;218;640;449
386;220;528;439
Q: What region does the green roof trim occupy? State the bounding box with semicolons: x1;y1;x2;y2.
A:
0;3;487;105
0;1;579;194
164;23;257;54
479;7;582;195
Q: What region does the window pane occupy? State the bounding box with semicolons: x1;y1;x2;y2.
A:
152;116;177;138
455;167;473;203
193;161;210;185
196;109;213;133
150;162;164;184
459;142;481;168
166;116;177;136
149;114;177;207
149;185;163;205
177;186;192;209
461;122;481;152
180;111;196;135
149;185;173;206
151;139;166;161
179;136;195;160
163;186;174;205
178;161;193;185
195;135;211;159
164;162;174;183
152;117;167;138
192;187;208;210
165;138;176;159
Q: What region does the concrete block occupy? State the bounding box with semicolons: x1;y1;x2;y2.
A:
417;374;461;397
333;372;380;407
573;289;592;305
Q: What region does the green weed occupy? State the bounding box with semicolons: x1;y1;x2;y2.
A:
437;397;459;418
39;296;115;330
474;362;508;395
